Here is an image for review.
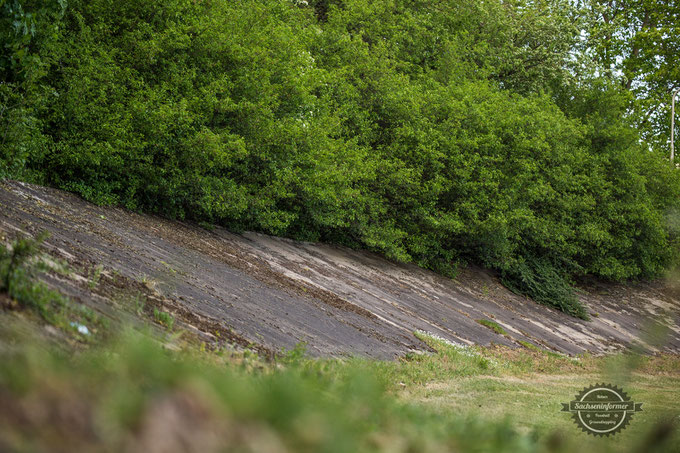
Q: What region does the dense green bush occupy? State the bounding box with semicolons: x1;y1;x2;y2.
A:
2;0;679;317
0;0;65;180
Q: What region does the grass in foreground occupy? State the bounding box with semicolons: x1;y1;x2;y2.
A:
0;323;678;453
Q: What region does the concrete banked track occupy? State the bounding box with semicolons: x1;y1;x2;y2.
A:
1;181;679;358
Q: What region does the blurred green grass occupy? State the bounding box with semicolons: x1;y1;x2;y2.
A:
0;325;677;453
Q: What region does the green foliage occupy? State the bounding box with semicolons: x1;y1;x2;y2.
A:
518;340;541;351
88;264;103;289
0;232;104;335
477;319;508;335
0;333;569;452
152;307;174;330
2;0;680;316
2;327;677;452
283;341;309;363
0;0;65;180
577;0;680;150
501;257;589;319
0;231;48;293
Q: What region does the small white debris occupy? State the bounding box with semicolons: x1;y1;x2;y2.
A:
70;322;90;335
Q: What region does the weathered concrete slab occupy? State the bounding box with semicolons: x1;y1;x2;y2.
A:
1;180;679;357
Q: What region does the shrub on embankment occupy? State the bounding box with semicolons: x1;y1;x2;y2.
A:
3;0;680;317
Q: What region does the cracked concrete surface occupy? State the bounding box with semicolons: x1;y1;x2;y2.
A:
1;180;679;358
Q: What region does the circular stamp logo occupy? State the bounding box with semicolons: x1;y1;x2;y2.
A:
561;383;643;436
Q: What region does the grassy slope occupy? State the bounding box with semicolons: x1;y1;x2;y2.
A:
403;364;680;449
399;334;680;450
